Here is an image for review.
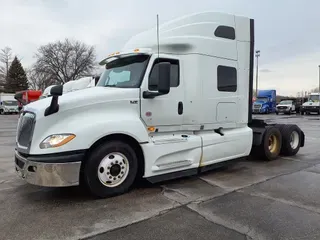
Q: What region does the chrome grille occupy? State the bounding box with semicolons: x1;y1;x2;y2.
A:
253;104;261;109
17;112;36;149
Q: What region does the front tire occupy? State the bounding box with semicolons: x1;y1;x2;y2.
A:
83;141;138;198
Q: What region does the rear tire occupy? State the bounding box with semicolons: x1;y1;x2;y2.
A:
252;126;282;161
276;124;301;156
83;140;138;198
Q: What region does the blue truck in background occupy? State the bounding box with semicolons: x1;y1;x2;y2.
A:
252;89;276;114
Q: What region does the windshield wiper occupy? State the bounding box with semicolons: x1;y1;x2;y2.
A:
105;84;117;87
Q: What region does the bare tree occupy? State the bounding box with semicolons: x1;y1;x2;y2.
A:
34;38;96;84
0;47;13;91
27;67;58;91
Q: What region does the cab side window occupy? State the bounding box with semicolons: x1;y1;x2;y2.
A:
148;59;179;91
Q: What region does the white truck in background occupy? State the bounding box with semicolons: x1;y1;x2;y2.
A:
300;92;320;115
14;12;305;198
40;77;97;100
39;85;57;100
0;93;19;114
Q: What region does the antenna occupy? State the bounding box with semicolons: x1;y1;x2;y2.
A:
157;14;160;59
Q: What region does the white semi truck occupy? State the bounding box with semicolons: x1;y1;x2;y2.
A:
300;92;320;115
14;12;305;198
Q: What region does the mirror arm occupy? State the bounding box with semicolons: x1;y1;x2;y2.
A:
142;91;165;99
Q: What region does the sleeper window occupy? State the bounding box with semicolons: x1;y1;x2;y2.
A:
217;65;237;92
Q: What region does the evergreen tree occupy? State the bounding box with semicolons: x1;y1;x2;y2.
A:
5;56;28;93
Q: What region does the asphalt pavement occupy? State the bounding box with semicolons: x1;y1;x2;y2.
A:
1;113;320;240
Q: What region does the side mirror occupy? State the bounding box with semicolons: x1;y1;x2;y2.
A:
157;62;171;94
50;85;63;96
94;75;100;85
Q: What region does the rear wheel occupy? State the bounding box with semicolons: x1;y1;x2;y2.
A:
252;126;282;161
83;140;138;198
276;124;301;156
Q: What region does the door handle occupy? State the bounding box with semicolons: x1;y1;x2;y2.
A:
178;102;183;115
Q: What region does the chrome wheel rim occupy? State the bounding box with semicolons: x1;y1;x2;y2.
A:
97;152;129;187
268;135;278;153
290;131;299;149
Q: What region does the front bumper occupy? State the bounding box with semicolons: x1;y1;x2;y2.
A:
276;108;290;113
14;150;85;187
301;107;320;112
4;108;19;113
253;108;267;113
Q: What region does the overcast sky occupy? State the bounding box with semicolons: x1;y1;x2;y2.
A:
1;0;319;96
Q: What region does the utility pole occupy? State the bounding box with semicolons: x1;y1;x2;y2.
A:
255;50;260;97
318;65;320;101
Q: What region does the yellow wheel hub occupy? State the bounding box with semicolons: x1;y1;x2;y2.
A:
268;135;279;154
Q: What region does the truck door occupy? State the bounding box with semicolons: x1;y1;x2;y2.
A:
140;55;184;128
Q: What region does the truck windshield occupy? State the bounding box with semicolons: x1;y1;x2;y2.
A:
2;100;18;106
279;100;292;104
97;54;150;88
256;97;268;102
309;95;320;102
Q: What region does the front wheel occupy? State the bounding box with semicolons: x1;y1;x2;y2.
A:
83;141;139;198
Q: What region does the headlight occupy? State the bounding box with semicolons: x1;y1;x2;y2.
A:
40;134;76;149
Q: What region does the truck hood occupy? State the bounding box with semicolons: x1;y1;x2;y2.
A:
24;86;139;116
302;101;320;106
253;101;266;104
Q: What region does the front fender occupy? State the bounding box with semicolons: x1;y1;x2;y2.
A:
29;104;149;155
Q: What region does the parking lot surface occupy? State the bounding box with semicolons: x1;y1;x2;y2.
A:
1;114;320;240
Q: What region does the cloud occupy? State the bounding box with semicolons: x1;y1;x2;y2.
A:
1;0;320;95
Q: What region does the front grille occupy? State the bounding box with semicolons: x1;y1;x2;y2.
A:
277;106;288;109
305;106;318;110
254;104;261;109
17;112;36;149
